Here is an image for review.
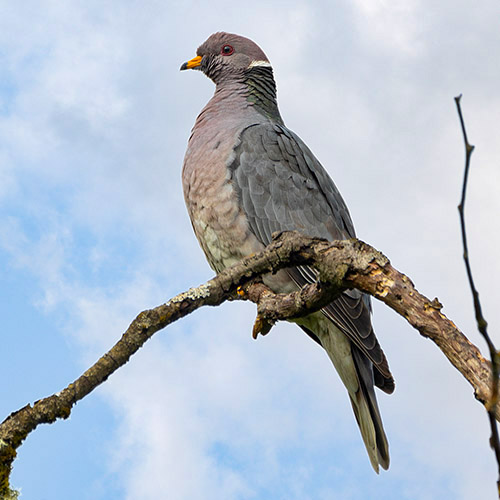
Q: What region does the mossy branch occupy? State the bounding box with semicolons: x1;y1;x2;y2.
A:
0;231;496;497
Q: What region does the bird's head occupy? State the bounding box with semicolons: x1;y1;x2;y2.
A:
180;32;272;85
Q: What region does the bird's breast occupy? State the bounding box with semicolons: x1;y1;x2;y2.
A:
182;123;263;273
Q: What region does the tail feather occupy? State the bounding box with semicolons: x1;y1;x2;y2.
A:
298;318;391;472
351;344;390;472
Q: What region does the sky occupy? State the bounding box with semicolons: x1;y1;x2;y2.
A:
1;1;500;499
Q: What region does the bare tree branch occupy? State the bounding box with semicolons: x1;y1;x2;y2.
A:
0;231;497;497
455;94;500;496
237;234;497;413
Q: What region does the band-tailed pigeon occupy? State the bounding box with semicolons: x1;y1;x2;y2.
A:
180;32;394;472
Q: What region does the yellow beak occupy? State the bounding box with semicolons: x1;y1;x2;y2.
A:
180;55;203;71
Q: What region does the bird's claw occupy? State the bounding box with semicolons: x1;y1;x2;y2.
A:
252;314;274;339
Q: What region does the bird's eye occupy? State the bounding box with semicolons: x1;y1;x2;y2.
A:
221;45;234;56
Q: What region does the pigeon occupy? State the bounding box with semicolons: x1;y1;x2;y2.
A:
180;32;394;472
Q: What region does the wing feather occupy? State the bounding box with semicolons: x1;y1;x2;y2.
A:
229;123;394;393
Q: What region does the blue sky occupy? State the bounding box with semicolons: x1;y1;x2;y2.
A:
1;1;500;499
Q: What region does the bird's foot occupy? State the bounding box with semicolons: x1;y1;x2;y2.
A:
235;284;275;339
252;313;274;339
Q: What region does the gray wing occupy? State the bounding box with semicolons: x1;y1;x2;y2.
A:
229;122;394;393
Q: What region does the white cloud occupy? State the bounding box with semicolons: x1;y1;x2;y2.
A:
351;0;424;56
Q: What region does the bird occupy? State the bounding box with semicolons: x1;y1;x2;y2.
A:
180;32;394;473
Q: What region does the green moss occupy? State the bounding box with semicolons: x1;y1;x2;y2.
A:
0;463;19;500
0;486;20;500
0;439;20;499
60;406;71;419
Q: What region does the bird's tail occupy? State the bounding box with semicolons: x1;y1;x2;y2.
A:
297;316;390;473
349;345;390;473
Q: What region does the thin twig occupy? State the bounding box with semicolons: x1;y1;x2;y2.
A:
455;94;500;497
